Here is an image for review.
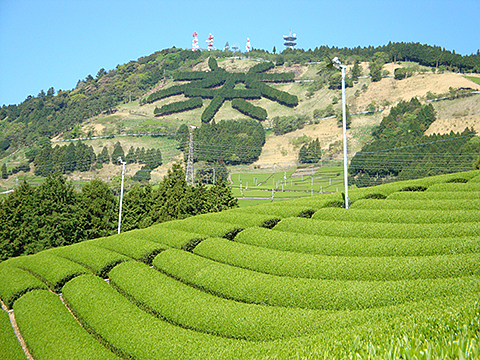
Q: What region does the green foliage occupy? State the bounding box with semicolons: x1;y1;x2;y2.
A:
336;104;352;128
154;96;203;116
272;115;308;135
299;138;322;164
394;67;415;80
34;141;96;175
5;252;88;292
62;274;240;359
0;264;48;309
0;310;25;360
14;290;118;359
349;98;480;187
194;237;480;281
110;260;332;341
201;96;224;123
235;226;480;257
154;248;480;311
231;98;267;120
193;119;265;165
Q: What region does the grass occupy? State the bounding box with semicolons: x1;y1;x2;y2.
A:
465;75;480;86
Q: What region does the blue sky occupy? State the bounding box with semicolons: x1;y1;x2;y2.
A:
1;0;479;106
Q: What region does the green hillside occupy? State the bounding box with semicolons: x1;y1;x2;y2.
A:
1;170;480;358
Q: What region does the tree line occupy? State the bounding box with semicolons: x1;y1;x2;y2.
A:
0;164;237;262
349;98;480;187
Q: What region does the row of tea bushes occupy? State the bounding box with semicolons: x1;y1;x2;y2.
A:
3;252;88;292
62;274;244;359
153;249;480;311
234;227;480;257
386;190;480;201
0;309;25;360
351;198;480;211
194;237;480;281
275;218;480;239
312;208;480;223
14;290;118;359
0;265;48;309
109;261;331;341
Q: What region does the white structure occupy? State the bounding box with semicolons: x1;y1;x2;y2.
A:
192;31;199;51
331;57;349;209
283;30;297;49
246;38;251;52
206;33;214;51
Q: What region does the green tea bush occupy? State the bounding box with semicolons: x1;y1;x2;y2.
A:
234;227;480;257
0;264;48;309
160;217;243;239
446;177;468;183
62;274;241;359
427;182;480;192
387;191;480;201
312;208;480;223
352;198;480;211
45;243;129;278
88;234;167;264
399;185;428;192
233;204;318;218
153;249;480;310
5;252;88;292
363;193;387;199
0;309;25;360
14;290;118;359
109;261;332;341
194;237;480;281
275;218;480;239
198;210;281;229
125;225;203;249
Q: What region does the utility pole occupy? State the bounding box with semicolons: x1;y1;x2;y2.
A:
117;157;127;234
331;57;349;209
185;130;194;185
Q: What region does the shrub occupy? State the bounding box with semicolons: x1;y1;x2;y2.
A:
14;290;118;359
201;96;225;123
194;237;480;281
109;261;333;341
364;193;387;199
248;61;275;73
446;178;468;183
62;274;241;359
5;252;88;292
0;264;48;309
0;308;26;360
45;243;129;278
153;249;480;310
231;98;267;120
154;97;202;116
353;198;480;211
89;234;168;265
234;227;480;257
160;217;243;239
399;185;428;192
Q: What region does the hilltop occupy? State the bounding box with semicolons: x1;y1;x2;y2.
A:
1;45;480;190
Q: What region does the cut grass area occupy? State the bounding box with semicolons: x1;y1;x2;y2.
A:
465;75;480;86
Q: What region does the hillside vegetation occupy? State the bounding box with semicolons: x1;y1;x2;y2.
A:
1;170;480;358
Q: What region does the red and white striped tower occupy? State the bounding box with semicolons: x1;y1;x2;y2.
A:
246;38;251;52
192;32;199;51
206;33;214;51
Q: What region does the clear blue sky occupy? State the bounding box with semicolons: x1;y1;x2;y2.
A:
1;0;479;106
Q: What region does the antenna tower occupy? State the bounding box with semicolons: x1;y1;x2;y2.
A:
192;31;199;51
246;38;251;52
283;30;297;49
206;33;214;51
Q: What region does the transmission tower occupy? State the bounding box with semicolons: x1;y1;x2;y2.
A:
185;131;194;185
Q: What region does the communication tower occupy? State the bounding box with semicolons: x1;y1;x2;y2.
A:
283;30;297;49
192;32;199;51
246;38;251;52
206;33;214;51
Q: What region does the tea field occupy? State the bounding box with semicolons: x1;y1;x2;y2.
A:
1;170;480;359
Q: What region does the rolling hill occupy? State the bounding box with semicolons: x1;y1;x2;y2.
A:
1;170;480;358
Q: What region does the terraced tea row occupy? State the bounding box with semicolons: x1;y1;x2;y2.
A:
194;237;480;280
153;249;480;311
